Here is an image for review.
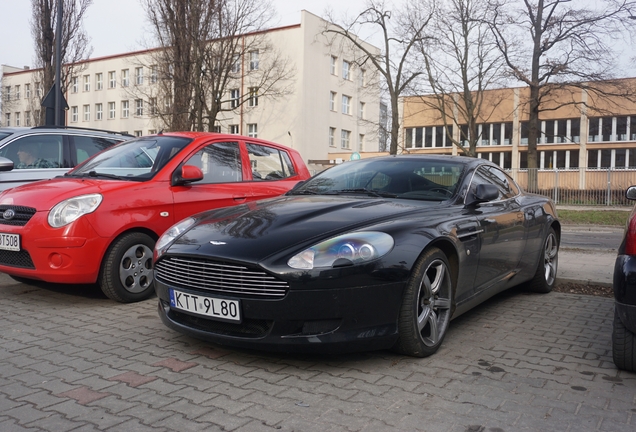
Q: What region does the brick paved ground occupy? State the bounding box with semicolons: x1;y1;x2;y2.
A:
1;273;634;432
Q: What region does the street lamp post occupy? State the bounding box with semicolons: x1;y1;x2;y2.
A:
54;0;63;126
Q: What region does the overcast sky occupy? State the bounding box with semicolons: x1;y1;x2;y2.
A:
0;0;368;70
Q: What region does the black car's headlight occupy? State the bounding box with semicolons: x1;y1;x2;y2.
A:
154;217;196;259
288;231;394;270
48;194;103;228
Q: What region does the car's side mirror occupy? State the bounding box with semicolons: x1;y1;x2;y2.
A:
0;156;15;172
465;184;499;206
626;186;636;200
172;165;204;186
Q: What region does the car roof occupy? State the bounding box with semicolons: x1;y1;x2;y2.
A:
0;126;132;142
154;131;299;152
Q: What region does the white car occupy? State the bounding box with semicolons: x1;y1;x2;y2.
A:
0;126;130;191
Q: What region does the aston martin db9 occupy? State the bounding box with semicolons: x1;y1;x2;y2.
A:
154;155;560;357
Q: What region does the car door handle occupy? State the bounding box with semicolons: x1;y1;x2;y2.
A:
233;196;247;202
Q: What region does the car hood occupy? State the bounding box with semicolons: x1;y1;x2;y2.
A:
166;195;442;263
0;177;134;210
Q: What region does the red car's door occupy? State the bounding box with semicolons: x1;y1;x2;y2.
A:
171;140;253;222
245;142;305;200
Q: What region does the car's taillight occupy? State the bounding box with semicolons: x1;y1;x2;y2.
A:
625;215;636;255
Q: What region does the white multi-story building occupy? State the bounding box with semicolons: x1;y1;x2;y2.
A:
1;11;381;169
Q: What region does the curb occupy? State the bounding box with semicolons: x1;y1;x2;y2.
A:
555;277;612;288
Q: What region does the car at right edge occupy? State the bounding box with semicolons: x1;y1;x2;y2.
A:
613;185;636;371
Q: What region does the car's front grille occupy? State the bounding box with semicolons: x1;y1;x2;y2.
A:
0;249;35;268
155;257;289;298
0;205;36;226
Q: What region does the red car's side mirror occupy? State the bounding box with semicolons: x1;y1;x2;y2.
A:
172;165;204;186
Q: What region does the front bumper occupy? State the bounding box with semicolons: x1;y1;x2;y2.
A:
0;213;109;284
613;254;636;333
156;278;406;354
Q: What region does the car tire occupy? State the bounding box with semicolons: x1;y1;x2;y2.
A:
98;232;155;303
392;247;454;357
525;227;559;294
613;309;636;372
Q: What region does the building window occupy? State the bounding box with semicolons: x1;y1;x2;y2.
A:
25;111;31;127
134;130;143;137
341;95;351;115
249;50;259;70
230;89;239;108
358;134;364;151
121;69;129;87
149;97;157;115
83;74;90;92
71;106;78;123
96;73;103;90
148;130;156;135
25;84;31;98
330;56;337;75
248;87;258;107
359;102;365;119
341;130;351;149
135;99;143;116
108;71;116;88
15;85;20;99
71;77;78;93
36;82;42;97
405;127;423;148
231;55;240;73
330;92;336;111
342;60;350;80
520;122;529;145
96;103;103;120
4;86;10;102
247;123;257;137
359;69;366;87
5;113;9;126
329;127;336;147
230;124;239;134
83;104;90;121
122;100;129;118
211;124;221;133
135;67;143;85
108;102;116;119
15;112;20;126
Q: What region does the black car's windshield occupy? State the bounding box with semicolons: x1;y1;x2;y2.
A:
68;136;191;180
289;158;465;201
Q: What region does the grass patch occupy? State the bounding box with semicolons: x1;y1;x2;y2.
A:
558;209;629;226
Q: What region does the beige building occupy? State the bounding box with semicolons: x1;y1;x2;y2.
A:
1;11;381;171
400;82;636;170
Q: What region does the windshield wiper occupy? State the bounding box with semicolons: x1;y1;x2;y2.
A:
287;189;319;195
71;170;124;180
329;188;397;198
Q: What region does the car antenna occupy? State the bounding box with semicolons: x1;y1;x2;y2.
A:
158;129;163;135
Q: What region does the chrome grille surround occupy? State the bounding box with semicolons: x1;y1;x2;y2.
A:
155;256;289;298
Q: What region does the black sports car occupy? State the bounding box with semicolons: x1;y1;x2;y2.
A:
613;186;636;371
153;155;560;357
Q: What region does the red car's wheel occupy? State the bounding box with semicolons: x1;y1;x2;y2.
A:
99;232;155;303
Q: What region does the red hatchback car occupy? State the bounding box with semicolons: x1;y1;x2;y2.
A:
0;132;310;302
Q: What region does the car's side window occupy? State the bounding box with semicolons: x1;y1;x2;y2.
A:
246;143;296;181
185;142;242;184
73;136;121;165
0;135;63;169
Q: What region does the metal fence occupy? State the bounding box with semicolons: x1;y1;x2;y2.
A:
508;168;636;206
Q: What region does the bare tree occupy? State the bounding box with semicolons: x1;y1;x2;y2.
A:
486;0;636;187
30;0;93;125
416;0;505;157
141;0;294;132
325;0;435;155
